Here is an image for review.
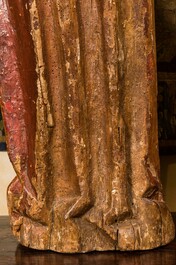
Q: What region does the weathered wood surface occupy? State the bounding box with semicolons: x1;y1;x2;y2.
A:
1;216;176;265
0;0;175;252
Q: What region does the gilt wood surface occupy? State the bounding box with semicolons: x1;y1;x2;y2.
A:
0;216;176;265
0;0;175;252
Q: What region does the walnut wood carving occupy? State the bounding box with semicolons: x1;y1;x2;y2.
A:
0;0;175;252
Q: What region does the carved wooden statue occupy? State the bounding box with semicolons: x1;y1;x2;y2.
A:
0;0;175;252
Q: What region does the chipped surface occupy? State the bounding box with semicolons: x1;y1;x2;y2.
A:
0;0;175;253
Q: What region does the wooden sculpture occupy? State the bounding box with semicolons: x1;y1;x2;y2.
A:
0;0;175;252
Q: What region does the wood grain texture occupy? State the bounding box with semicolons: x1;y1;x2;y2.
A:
0;0;175;252
1;216;176;265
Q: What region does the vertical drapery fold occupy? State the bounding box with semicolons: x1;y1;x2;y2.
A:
0;0;175;252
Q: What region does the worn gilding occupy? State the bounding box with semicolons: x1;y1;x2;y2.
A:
0;0;175;252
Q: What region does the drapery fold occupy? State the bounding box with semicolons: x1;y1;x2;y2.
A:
0;0;174;252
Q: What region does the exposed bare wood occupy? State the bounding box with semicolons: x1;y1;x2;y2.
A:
0;0;175;252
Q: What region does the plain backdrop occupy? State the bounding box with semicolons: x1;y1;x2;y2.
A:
0;152;15;215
